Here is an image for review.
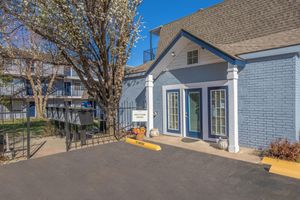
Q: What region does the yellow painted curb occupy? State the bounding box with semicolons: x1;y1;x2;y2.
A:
262;157;300;179
262;157;300;169
125;138;162;151
269;165;300;179
261;157;276;165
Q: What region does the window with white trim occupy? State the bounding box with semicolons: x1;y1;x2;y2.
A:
187;50;198;65
210;88;227;136
167;90;180;131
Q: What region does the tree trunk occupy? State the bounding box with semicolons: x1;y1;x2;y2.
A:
104;105;117;137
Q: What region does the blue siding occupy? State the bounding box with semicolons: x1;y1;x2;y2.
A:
238;54;298;149
120;77;146;108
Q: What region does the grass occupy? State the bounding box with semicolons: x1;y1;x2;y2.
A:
0;118;48;137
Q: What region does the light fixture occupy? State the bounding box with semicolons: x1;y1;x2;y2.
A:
171;51;176;57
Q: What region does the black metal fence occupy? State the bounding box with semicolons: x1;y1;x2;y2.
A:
117;101;146;131
46;101;146;151
0;110;31;161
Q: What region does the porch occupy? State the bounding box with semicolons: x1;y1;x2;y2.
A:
143;30;242;153
146;135;261;164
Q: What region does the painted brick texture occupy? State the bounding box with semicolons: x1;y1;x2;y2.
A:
238;54;297;149
295;55;300;141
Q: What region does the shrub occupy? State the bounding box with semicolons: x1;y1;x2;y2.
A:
266;139;300;162
43;121;56;137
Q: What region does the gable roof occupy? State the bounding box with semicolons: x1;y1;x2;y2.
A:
157;0;300;57
130;0;300;75
126;61;154;74
145;30;245;76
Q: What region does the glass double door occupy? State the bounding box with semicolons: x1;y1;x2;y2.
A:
185;89;202;139
168;87;227;139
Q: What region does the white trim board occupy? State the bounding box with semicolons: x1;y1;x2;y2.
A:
239;45;300;60
162;80;228;141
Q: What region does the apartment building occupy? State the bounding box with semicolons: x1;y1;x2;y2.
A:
0;54;94;119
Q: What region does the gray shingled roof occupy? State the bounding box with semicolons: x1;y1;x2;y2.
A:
132;0;300;73
157;0;300;57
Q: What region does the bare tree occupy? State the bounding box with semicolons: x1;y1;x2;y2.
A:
0;29;61;119
0;55;11;105
1;0;142;134
0;9;13;105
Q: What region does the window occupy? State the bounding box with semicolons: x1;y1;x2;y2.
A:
167;90;180;133
209;87;227;138
187;50;198;65
74;82;82;91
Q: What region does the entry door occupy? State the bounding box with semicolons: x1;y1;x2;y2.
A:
185;89;202;138
29;102;35;117
64;82;71;96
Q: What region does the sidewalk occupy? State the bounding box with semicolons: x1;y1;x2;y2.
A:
146;135;261;164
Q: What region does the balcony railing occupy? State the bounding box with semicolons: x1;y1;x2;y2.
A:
143;48;156;64
70;90;84;97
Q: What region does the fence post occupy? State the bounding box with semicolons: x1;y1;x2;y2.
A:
26;101;30;159
65;101;70;151
145;75;154;137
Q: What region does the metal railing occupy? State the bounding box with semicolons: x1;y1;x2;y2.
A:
71;90;84;97
143;48;156;64
0;110;31;160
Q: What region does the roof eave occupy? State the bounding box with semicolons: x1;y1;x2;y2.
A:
145;29;245;76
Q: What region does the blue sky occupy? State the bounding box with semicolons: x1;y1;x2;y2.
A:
127;0;223;67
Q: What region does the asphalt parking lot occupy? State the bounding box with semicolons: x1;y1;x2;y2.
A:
0;142;299;200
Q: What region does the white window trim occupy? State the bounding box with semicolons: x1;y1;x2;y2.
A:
209;88;227;137
162;80;228;141
166;91;180;132
239;45;300;59
187;49;199;65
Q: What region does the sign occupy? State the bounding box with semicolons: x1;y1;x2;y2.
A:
132;110;148;122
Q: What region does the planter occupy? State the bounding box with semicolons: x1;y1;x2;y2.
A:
140;127;146;135
136;133;144;141
217;137;228;150
150;128;159;137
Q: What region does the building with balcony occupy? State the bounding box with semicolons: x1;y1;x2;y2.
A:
0;53;94;119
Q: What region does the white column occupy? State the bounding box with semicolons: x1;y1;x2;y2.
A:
145;75;154;137
227;65;239;153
